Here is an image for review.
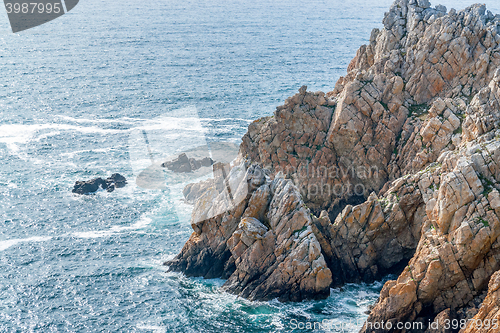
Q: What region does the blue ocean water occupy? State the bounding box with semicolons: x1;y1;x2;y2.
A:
1;0;499;332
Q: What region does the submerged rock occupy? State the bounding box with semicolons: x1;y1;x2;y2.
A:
161;153;214;173
72;173;127;194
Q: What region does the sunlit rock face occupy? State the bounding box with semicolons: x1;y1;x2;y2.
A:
169;1;500;329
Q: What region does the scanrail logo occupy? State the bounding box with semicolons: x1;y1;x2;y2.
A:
3;0;78;32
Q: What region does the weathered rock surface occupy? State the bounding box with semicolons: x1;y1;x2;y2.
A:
182;178;214;204
425;309;455;333
168;0;500;331
363;136;500;332
240;0;500;218
461;270;500;332
72;173;127;194
313;188;425;287
167;163;332;301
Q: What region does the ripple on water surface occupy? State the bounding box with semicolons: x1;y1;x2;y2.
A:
6;0;500;331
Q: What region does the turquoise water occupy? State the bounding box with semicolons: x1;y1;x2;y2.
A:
1;0;499;332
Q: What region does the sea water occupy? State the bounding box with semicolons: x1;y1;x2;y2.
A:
1;0;499;332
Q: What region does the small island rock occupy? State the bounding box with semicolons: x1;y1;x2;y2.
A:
72;173;127;194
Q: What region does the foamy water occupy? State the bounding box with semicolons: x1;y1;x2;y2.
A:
0;236;53;251
1;0;500;332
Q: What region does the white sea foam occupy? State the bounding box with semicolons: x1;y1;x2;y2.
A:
136;324;166;333
1;107;240;161
71;230;113;239
59;147;114;158
34;131;62;141
56;114;252;126
112;216;152;232
0;123;123;154
138;116;206;132
200;117;253;123
72;216;153;239
0;236;52;251
55;115;142;125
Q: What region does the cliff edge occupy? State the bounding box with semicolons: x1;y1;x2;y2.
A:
167;0;500;331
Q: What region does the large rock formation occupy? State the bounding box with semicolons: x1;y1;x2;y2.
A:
363;136;500;332
168;0;500;331
167;163;332;301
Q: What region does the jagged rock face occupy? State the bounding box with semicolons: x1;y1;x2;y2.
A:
352;0;500;104
224;177;332;301
463;69;500;143
240;80;402;217
313;187;425;287
240;0;500;220
167;163;333;301
170;0;500;329
388;96;465;179
362;133;500;332
240;88;347;216
461;270;500;332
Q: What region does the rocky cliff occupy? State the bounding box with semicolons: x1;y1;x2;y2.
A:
167;0;500;331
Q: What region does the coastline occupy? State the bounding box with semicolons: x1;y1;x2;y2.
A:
168;0;500;332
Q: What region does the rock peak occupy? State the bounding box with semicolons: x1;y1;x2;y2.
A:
169;1;500;331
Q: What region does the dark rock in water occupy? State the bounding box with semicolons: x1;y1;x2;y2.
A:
72;173;127;194
200;157;213;167
108;173;127;188
161;153;192;173
188;157;201;170
72;178;105;194
161;153;214;173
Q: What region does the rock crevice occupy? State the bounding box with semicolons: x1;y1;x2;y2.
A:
168;1;500;332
